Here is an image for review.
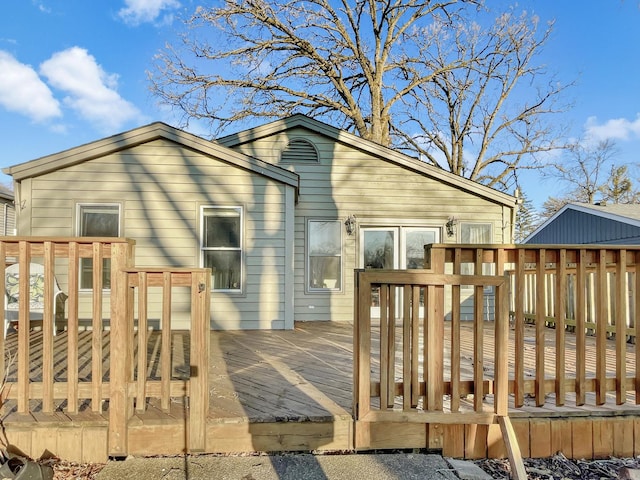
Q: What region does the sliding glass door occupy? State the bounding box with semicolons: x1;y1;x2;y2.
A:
361;226;439;317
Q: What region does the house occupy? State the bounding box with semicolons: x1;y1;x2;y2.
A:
524;202;640;245
0;184;15;236
3;115;517;330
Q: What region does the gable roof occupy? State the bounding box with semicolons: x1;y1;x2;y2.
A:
218;114;517;208
523;202;640;244
586;202;640;222
3;122;299;190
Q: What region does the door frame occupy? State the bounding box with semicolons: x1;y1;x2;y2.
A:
359;225;441;317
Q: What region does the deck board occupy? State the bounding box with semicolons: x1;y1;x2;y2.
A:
4;320;640;460
208;323;353;423
5;321;640;418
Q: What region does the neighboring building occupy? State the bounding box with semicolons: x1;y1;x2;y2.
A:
0;185;15;236
4;115;516;329
524;202;640;245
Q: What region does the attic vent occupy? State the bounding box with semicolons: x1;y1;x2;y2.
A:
281;138;319;164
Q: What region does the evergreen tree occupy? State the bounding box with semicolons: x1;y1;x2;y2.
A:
599;165;640;204
514;191;540;243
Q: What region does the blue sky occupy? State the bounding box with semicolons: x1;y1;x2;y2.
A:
1;0;639;210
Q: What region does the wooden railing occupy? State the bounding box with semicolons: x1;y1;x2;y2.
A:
114;267;211;455
424;244;640;408
353;269;510;424
0;237;210;456
353;267;526;476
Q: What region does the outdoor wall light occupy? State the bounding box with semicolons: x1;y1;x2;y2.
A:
446;216;457;237
344;215;357;236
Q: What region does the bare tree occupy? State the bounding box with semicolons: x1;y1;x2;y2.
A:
150;0;571;189
539;139;640;219
544;139;619;205
540;195;569;220
398;10;571;189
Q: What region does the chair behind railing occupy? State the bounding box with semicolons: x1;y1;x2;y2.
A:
4;262;68;338
0;237;132;415
0;237;211;456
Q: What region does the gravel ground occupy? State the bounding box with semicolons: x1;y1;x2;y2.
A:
19;452;640;479
474;453;640;479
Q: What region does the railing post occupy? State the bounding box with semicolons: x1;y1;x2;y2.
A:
494;279;509;417
473;249;484;412
67;242;79;413
108;240;134;457
615;249;627;405
576;249;587;405
595;249;607;405
514;248;526;407
17;241;31;413
161;272;172;410
354;271;372;413
352;269;361;416
353;269;372;449
430;246;446;414
189;270;210;452
555;249;567;406
423;244;445;273
535;248;546;406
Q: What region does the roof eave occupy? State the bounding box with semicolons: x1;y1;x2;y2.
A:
523;203;640;244
4;122;299;190
219;114;517;208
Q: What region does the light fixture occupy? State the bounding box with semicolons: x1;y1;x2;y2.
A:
445;216;457;237
344;215;357;236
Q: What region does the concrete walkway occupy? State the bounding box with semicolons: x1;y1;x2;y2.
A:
95;452;480;480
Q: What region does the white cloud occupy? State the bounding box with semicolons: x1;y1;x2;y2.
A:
0;51;61;122
39;47;141;132
32;1;51;14
584;115;640;142
118;0;180;26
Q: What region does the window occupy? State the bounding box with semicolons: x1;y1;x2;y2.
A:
308;220;342;291
404;228;438;269
77;204;121;289
460;222;494;278
460;223;492;245
201;206;242;291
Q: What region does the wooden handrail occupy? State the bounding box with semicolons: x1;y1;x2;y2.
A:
424;244;640;409
353;270;510;423
0;238;211;457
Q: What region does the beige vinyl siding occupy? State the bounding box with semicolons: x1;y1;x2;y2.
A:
21;139;292;330
0;201;15;235
232;127;510;322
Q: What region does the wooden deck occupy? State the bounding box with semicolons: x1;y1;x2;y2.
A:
3;320;640;461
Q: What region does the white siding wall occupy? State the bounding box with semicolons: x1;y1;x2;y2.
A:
231;127;510;322
20;139;292;330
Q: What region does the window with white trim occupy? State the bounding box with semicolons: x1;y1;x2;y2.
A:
460;222;494;279
77;203;121;289
201;206;243;292
308;220;342;291
460;223;492;245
